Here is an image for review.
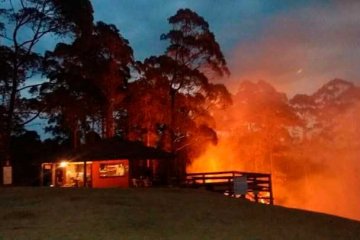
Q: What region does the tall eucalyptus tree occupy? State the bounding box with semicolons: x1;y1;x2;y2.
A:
0;0;93;183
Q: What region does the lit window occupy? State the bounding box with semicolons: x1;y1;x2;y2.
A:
99;163;126;177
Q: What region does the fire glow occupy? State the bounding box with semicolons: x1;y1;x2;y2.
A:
188;133;360;221
188;87;360;221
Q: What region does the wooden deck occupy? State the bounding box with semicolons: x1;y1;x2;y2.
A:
184;171;274;205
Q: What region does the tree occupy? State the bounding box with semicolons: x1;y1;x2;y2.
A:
39;41;100;149
161;9;229;77
224;81;300;172
39;21;134;147
153;9;231;178
126;66;170;145
10;130;42;185
82;22;134;138
0;0;93;182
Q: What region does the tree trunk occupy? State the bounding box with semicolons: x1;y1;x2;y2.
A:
4;57;20;162
1;52;19;182
104;101;115;138
168;88;177;184
72;127;78;150
0;133;10;168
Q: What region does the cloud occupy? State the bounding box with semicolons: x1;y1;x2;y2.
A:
228;1;360;97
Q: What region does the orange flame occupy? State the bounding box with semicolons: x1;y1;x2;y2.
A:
188;102;360;221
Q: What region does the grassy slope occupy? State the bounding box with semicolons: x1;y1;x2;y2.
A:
0;188;359;240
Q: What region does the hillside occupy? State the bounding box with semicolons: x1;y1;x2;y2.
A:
0;188;359;240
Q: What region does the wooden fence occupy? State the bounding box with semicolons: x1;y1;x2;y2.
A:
184;171;274;205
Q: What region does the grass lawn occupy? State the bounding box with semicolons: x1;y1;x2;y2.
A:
0;187;359;240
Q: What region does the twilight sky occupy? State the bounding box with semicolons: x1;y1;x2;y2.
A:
12;0;359;136
4;0;360;96
91;0;360;97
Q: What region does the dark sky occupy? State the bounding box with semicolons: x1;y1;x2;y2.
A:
92;0;360;96
8;0;359;96
5;0;359;136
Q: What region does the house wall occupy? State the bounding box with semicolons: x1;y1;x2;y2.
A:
91;159;130;188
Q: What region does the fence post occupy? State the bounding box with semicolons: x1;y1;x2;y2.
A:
269;175;274;205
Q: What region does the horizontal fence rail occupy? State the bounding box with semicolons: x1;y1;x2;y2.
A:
184;171;273;205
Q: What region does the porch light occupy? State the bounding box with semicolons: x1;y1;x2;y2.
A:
59;161;69;168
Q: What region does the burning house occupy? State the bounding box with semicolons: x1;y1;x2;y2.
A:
41;139;173;188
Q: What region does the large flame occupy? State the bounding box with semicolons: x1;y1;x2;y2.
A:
188;134;360;221
188;137;245;173
191;2;360;220
188;99;360;221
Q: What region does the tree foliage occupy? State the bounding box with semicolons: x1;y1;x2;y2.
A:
162;9;230;151
39;21;134;147
125;9;232;178
0;0;93;166
1;6;232;184
161;8;229;78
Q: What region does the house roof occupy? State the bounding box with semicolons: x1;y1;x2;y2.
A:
59;138;173;161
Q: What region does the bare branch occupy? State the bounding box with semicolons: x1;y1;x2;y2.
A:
9;0;16;15
20;109;43;126
17;83;43;92
0;33;13;42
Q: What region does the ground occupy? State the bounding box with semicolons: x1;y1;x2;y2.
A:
0;187;359;240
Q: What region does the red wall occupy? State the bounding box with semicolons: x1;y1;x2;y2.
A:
91;159;129;188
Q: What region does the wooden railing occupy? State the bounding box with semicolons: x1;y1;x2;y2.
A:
184;171;274;205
